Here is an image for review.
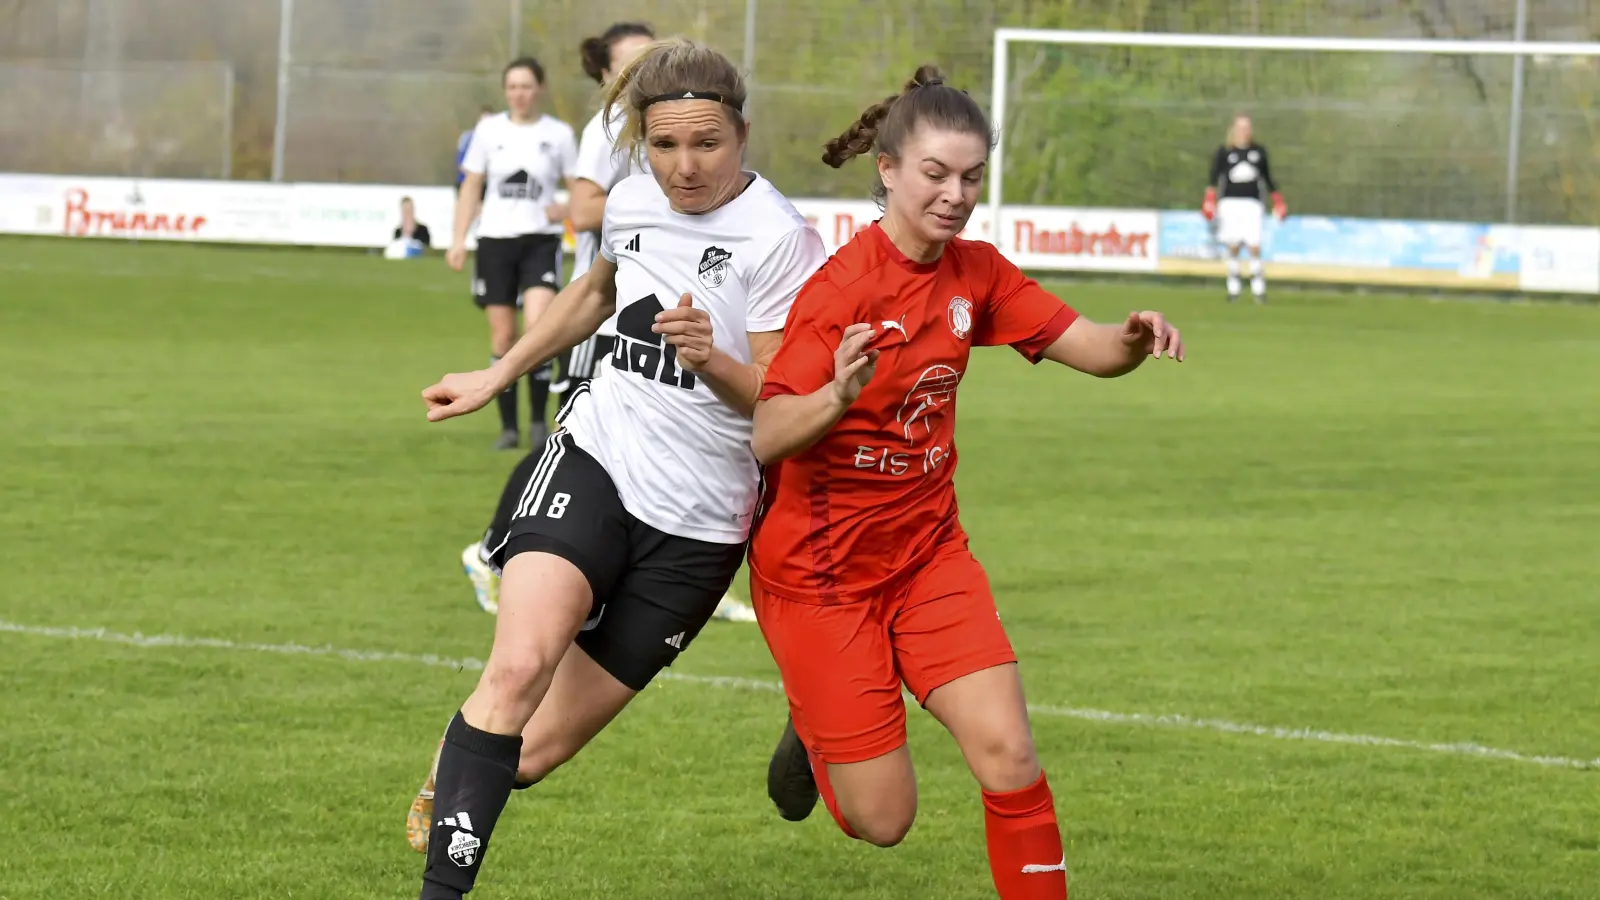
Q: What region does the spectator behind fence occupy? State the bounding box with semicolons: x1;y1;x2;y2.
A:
384;196;433;259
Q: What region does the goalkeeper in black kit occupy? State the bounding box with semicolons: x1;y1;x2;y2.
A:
1201;114;1285;303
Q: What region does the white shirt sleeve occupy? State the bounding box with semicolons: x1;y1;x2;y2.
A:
462;120;492;175
745;226;828;332
599;180;625;263
558;126;579;180
572;123;624;191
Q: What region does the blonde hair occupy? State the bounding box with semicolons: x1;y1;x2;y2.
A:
601;38;747;156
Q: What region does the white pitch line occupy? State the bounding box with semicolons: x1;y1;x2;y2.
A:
2;619;1594;771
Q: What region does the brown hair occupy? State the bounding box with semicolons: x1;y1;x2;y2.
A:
579;22;655;84
823;64;993;206
502;56;545;86
601;38;747;155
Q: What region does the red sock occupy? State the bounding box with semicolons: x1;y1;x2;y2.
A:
982;770;1067;899
808;748;861;840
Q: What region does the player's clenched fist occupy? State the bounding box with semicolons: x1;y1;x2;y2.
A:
1120;311;1185;362
423;369;500;422
653;293;714;371
830;322;880;405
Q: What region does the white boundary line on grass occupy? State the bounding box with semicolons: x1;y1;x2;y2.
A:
4;619;1594;771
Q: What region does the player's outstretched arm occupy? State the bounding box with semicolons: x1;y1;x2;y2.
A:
1040;311;1184;377
752;323;878;465
422;258;619;422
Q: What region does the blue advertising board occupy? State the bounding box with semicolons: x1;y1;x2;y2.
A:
1159;211;1520;279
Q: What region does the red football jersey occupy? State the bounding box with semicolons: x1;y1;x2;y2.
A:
749;222;1078;602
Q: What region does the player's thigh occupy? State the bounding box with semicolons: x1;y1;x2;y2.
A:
573;524;745;691
750;579;918;838
475;237;522;311
517;641;638;782
892;542;1018;706
750;579;909;766
1219;199;1263;249
892;546;1036;792
480;551;591;688
490;431;631;612
517;234;563;302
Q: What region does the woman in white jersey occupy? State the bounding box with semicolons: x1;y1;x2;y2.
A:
449;56;578;451
451;23;757;627
409;18;756;855
413;39;828;899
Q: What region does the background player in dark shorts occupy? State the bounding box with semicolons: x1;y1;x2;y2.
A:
447;57;578;451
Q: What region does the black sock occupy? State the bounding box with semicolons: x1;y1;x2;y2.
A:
420;712;523;899
492;356;518;434
482;449;545;556
526;362;551;431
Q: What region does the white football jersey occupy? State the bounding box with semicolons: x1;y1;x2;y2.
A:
570;107;648;336
463;113;577;239
562;172;828;544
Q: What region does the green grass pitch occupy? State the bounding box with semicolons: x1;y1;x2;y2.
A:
1;237;1596;899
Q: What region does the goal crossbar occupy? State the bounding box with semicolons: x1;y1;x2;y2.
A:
988;29;1600;234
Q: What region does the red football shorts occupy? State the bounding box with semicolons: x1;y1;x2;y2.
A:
750;538;1017;765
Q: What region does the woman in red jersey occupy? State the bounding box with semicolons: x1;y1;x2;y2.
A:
748;66;1184;900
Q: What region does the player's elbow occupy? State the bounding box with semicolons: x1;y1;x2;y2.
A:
750;405;787;466
751;430;782;467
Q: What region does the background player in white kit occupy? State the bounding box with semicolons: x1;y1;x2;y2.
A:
411;39;827;899
548;22;654;406
1201;114;1287;304
449;57;577;450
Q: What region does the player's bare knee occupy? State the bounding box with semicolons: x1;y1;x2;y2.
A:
840;789;917;847
968;730;1042;792
480;651;553;702
848;809;914;848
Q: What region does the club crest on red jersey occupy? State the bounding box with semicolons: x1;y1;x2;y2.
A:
947;295;973;339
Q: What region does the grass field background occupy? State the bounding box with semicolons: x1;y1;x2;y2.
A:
1;237;1596;899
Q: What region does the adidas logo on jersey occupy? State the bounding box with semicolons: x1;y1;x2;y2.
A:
664;631;686;649
697;246;732;288
624;234;641;253
610;295;697;390
497;169;542;200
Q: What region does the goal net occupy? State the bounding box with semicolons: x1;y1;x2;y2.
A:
989;30;1600;231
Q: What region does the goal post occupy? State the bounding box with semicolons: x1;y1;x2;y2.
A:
988;29;1600;237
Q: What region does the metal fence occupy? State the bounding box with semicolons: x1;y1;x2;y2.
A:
0;60;233;179
0;0;1595;223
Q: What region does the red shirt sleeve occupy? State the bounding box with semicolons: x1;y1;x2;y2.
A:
759;277;850;401
971;243;1079;363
